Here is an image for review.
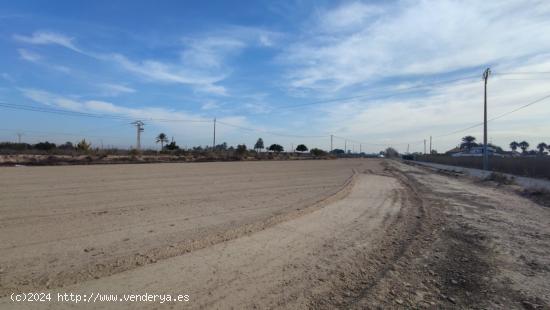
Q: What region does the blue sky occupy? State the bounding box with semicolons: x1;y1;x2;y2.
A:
1;0;550;152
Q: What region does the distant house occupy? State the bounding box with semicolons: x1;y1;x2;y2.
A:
450;146;505;157
445;146;461;155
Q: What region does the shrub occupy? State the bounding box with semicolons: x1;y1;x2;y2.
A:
484;172;515;185
268;144;284;153
34;141;56;151
310;148;327;157
236;144;247;156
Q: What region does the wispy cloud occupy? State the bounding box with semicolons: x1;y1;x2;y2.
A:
181;37;245;68
315;57;550;153
17;48;41;62
17;48;71;73
18;88;251;144
97;83;136;96
282;1;550;92
14;31;81;52
201;100;220;110
14;30;229;95
109;53;228;95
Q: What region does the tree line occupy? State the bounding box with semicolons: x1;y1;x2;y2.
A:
461;136;548;155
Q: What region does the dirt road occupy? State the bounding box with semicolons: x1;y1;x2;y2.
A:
1;159;549;309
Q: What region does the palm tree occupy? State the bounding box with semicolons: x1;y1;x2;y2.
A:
518;141;529;153
156;133;168;150
254;138;264;152
537;142;548;155
509;141;519;152
461;136;477;150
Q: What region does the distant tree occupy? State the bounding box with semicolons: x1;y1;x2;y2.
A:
330;149;345;155
236;144;247;156
0;142;31;151
165;141;180;150
461;136;477;150
156;133;168;150
385;147;399;158
487;143;504;154
430;149;438;155
214;142;228;151
268;144;284;153
519;141;529;153
310;148;327;156
34;141;56;151
76;139;91;152
537;142;547;155
254;138;264;152
296;144;308;152
509;141;519;152
58;141;74;150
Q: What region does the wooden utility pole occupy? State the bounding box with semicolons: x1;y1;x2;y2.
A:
424;139;426;154
429;136;432;154
483;68;491;170
330;135;333;152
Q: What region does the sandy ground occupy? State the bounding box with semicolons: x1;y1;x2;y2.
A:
1;159;549;309
0;160;365;295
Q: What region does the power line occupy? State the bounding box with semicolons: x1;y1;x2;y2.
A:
0;127;128;139
434;91;550;138
1;72;548;150
216;120;327;139
275;74;479;110
493;71;550;75
0;102;211;123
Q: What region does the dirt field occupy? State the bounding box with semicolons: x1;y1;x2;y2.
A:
1;159;549;309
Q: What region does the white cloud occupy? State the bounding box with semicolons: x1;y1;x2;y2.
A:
201;100;220;110
282;0;550;91
313;62;550;153
108;53;228;95
318;1;383;33
14;31;81;52
181;37;245;68
18;88;253;146
97;83;136;96
14;30;229;95
17;48;41;62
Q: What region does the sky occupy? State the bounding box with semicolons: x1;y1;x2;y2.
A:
1;0;550;153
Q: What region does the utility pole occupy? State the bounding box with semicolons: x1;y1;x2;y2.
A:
424;139;426;155
407;144;410;154
429;136;432;154
345;139;347;153
131;121;144;151
212;118;216;150
483;68;491;170
16;132;23;143
330;135;333;152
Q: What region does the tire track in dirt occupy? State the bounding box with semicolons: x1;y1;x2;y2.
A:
1;166;408;309
0;167;360;297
